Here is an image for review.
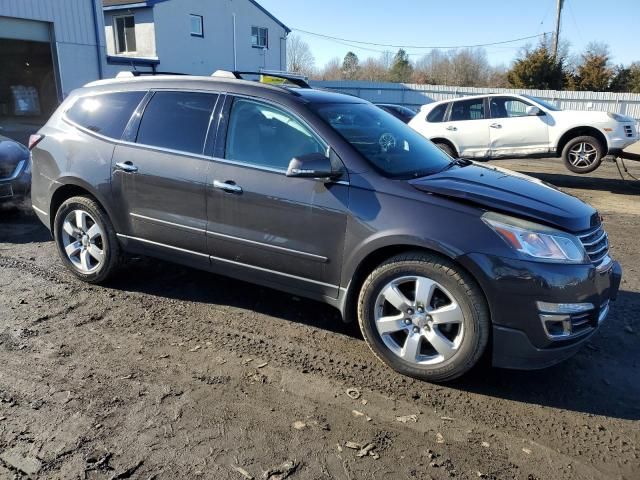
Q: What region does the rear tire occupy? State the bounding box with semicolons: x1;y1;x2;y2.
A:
562;135;604;174
53;195;121;284
434;142;457;158
357;252;489;382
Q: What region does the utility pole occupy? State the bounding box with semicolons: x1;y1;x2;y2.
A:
552;0;564;58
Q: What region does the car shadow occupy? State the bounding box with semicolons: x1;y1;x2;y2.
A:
109;255;358;339
111;255;640;421
436;288;640;421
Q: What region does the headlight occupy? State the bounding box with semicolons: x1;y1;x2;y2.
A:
607;112;626;122
482;212;587;263
23;157;32;175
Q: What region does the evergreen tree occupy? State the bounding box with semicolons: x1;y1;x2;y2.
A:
573;43;612;91
506;44;564;90
342;52;360;80
389;49;413;82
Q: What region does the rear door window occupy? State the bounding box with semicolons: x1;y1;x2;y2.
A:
66;91;145;139
450;99;486;121
136;91;218;155
427;103;447;123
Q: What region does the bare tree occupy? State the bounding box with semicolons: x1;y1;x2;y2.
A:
413;48;497;87
287;35;315;76
317;57;342;80
359;57;388;81
379;51;394;70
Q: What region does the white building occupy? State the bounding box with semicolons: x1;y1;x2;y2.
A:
0;0;107;124
102;0;290;76
0;0;289;141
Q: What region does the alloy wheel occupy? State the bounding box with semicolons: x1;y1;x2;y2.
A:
61;209;105;273
373;275;464;365
568;142;598;168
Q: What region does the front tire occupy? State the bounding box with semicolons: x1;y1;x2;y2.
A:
53;195;121;283
562;136;604;174
357;252;489;382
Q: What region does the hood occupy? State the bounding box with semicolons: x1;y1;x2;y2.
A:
552;109;635;123
409;163;599;232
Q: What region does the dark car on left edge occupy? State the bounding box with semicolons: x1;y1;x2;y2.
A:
0;134;31;204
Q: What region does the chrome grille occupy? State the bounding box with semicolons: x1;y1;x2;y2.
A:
624;125;634;137
578;225;609;266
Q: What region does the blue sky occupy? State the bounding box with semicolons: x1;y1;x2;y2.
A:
259;0;639;68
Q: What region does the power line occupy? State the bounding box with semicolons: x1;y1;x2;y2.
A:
292;28;552;50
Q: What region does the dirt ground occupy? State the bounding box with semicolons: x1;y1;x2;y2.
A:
0;157;638;480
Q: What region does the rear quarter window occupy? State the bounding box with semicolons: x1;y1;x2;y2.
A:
65;91;145;140
426;103;447;123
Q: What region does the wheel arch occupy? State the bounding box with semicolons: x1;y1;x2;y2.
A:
49;179;119;232
339;243;489;326
430;137;459;157
555;126;608;156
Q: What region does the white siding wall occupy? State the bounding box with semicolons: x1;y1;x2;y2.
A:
0;0;106;97
150;0;287;75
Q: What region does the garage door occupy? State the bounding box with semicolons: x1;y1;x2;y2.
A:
0;17;59;143
0;17;51;43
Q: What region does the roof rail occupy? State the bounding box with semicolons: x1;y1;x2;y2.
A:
115;70;187;78
211;70;311;88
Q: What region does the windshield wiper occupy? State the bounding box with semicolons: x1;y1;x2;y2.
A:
439;158;471;172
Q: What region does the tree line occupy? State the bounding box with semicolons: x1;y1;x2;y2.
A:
287;35;640;93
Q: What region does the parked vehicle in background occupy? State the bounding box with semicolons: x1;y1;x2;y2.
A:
30;72;621;382
409;94;639;174
0;134;31;205
375;104;417;123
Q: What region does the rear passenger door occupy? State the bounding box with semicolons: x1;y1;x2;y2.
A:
440;98;491;158
111;90;218;264
205;96;349;299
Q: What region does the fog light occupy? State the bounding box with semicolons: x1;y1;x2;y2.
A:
536;302;594;314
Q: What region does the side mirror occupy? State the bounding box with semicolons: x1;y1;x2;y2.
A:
286;152;340;180
526;106;542;116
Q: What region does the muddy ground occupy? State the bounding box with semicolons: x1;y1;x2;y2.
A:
0;157;638;480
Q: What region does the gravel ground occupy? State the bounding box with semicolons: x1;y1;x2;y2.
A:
0;157;638;480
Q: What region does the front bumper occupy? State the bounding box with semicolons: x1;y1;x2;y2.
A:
606;122;638;151
458;252;622;370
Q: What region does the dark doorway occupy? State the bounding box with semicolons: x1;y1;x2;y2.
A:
0;38;58;145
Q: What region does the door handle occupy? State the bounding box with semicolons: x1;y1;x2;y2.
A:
446;126;457;131
490;123;502;129
114;161;138;173
213;180;243;194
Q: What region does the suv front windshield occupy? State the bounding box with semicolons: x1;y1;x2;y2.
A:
312;103;453;179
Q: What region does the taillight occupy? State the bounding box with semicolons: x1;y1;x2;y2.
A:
28;134;44;151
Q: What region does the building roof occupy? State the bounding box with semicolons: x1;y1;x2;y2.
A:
247;0;290;34
102;0;291;33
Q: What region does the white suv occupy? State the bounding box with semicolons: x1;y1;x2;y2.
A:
408;94;639;174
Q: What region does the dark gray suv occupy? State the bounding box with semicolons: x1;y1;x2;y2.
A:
30;72;622;382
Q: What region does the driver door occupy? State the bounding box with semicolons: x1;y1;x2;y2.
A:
488;96;550;157
205;96;349;299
